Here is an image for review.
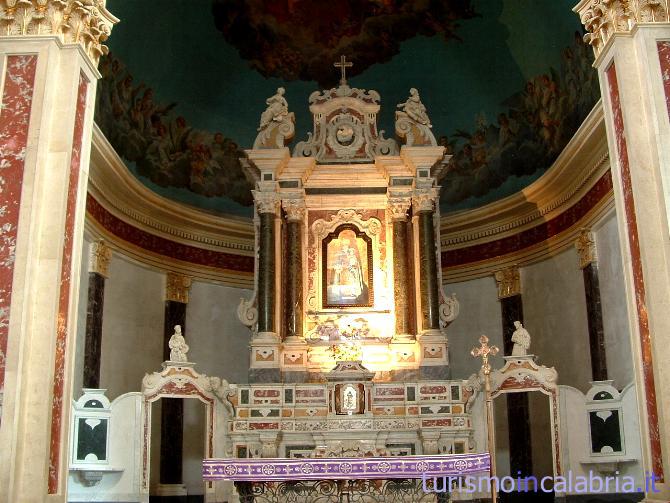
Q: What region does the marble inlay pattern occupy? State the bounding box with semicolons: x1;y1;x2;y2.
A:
658;41;670;120
606;63;663;480
49;71;89;494
0;54;38;402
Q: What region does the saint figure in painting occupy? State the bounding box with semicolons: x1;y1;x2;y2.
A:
326;229;368;306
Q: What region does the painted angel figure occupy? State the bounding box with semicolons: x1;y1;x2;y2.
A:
397;88;432;127
258;87;289;131
168;325;189;362
511;321;531;356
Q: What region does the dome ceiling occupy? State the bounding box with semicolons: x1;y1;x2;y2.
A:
96;0;599;218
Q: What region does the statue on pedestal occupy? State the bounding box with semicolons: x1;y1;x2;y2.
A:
511;321;531;356
253;87;295;149
168;325;189;362
395;88;437;146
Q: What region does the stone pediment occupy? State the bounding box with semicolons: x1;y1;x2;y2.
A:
293;82;398;163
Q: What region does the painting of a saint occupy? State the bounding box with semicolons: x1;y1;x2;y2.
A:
323;227;372;308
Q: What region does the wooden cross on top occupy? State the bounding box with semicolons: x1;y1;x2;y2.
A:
471;335;499;375
334;55;353;85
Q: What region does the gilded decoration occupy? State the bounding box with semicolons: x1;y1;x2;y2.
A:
165;272;192;303
575;228;597;268
0;0;119;66
494;266;521;299
88;239;112;277
574;0;669;58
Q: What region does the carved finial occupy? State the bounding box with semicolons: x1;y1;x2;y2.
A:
168;325;189;362
471;335;499;376
511;321;531;357
494;266;521;299
334;55;353;86
88;239;112;278
575;228;597;269
165;272;192;303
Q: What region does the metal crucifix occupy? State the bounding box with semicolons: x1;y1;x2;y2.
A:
334;55;353;85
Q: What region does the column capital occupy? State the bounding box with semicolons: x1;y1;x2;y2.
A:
574;0;669;59
253;190;280;215
0;0;119;66
388;196;412;220
165;272;192;304
412;188;439;213
494;266;521;299
281;196;306;222
575;228;598;269
88;239;112;277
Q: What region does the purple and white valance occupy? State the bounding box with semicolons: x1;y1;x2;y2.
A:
203;453;490;481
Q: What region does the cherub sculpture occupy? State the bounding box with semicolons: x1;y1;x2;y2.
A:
168;325;189;362
511;321;531;356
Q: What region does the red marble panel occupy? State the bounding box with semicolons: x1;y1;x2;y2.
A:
606;63;663;480
374;386;404;396
254;389;280;397
442;171;613;267
49;72;88;494
249;422;279;430
419;385;447;394
87;195;254;273
0;54;38;398
421;418;452;427
658;41;670;119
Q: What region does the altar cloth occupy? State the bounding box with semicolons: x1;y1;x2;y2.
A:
203;453;490;481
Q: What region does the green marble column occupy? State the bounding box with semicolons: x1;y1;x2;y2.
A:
391;201;412;336
284;213;303;339
417;202;440;331
258;210;276;334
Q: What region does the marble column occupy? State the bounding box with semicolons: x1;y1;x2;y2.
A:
390;197;413;339
282;198;305;341
158;273;191;497
575;229;608;381
0;4;118;500
495;267;534;480
83;240;112;389
249;190;281;382
414;192;440;332
574;3;670;496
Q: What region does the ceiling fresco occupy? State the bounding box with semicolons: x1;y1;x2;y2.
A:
96;0;599;218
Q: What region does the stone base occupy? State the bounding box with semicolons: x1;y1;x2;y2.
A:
419;365;450;380
388;368;420;381
282;370;308;383
249;368;281;383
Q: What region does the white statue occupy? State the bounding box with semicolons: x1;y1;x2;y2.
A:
511;321;531;356
168;325;189;362
258;87;288;132
397;88;431;127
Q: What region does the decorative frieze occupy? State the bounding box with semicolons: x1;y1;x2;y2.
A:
165;272;192;304
88;239;112;277
494;266;521;299
574;0;669;58
575;228;597;269
0;0;119;66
